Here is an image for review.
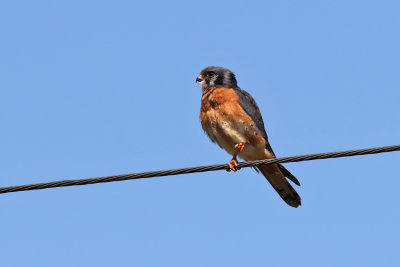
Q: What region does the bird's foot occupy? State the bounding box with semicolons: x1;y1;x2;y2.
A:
234;142;246;152
227;143;245;172
228;158;239;172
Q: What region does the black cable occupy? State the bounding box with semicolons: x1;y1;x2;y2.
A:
0;144;399;194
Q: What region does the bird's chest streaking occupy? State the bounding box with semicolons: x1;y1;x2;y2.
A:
200;87;267;160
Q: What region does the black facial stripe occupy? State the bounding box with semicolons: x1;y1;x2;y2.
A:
214;75;224;85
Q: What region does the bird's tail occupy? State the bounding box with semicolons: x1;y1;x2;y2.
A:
257;164;301;208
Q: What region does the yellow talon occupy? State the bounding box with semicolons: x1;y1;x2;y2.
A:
234;142;246;152
228;159;239;172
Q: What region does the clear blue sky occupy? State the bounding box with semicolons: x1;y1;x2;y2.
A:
1;0;399;266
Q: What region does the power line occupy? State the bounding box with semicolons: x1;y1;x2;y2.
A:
0;144;399;195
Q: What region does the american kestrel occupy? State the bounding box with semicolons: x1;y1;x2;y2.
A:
197;66;301;207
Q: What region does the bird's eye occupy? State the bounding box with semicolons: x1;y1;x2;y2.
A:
207;71;215;77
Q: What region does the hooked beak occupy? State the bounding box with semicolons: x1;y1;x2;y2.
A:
196;76;203;83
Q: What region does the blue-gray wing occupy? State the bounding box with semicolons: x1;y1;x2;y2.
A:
233;88;301;186
233;87;269;141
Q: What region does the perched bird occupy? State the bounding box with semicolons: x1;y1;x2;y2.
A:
197;66;301;207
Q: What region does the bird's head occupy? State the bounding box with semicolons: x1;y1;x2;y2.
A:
196;66;238;91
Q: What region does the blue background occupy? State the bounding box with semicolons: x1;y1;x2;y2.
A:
1;1;399;266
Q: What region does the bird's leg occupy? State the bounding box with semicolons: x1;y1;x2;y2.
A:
228;142;246;172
